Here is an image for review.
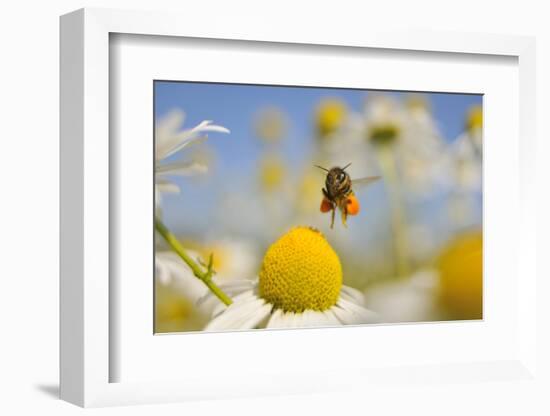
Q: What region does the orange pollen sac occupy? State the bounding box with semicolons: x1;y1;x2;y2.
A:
320;198;333;213
346;195;360;215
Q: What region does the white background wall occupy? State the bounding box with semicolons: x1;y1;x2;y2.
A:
0;0;548;414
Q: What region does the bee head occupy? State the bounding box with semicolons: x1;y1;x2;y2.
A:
327;165;351;191
331;167;347;181
315;163;352;195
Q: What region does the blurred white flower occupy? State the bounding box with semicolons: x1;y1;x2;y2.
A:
450;104;482;192
156;250;198;286
156;238;257;312
447;105;482;228
357;94;452;196
315;98;349;143
254;107;288;143
155;250;219;332
450;130;482;193
156;248;238;320
205;239;259;283
155;250;215;312
155;109;229;208
401;98;454;195
363;269;440;323
407;223;438;264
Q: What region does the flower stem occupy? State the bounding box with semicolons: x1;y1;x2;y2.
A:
376;145;411;278
155;218;233;306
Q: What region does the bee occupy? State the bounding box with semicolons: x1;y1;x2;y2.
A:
315;163;380;229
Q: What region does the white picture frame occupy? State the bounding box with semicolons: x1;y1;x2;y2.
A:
60;8;538;407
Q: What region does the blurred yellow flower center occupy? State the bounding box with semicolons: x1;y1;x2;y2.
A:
259;156;286;191
437;231;482;319
296;172;323;214
259;227;343;312
406;95;429;112
368;123;400;146
316;99;347;137
255;107;287;143
466;105;483;132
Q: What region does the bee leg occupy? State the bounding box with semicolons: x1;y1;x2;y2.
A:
341;208;348;228
330;208;335;229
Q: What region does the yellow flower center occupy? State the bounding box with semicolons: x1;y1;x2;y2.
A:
255;107;287;143
368;123;400;146
406;94;430;112
259;155;286;192
437;231;482;319
316;99;347;138
466;105;483;133
259;227;343;312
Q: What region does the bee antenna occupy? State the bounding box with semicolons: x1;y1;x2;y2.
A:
342;163;352;171
314;165;330;172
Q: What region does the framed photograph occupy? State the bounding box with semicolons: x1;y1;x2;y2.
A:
60;8;538;407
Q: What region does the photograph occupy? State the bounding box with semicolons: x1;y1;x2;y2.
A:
153;81;483;333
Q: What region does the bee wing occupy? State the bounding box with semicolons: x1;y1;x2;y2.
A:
351;176;381;189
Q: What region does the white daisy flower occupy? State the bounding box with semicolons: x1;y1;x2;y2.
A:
360;94;451;196
450;123;482;194
154;109;230;322
447;106;482;227
254;106;288;143
155;250;218;313
155;109;229;204
155;250;219;332
204;239;259;283
156;238;258;308
156;250;208;293
201;227;378;331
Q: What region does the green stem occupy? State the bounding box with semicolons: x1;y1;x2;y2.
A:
155;219;233;306
376;145;411;278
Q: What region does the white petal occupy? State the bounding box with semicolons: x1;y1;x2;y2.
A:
266;309;284;328
157;133;199;161
198;281;256;308
292;312;307;328
210;301;227;318
155;251;211;302
218;279;256;290
266;309;342;329
155;179;180;194
204;296;265;331
157;120;229;161
239;303;272;329
155;110;186;158
192;120;231;135
274;312;291;328
299;310;341;328
276;311;299;328
323;309;342;325
331;305;355;324
279;312;303;328
156;110;186;142
155;258;171;285
209;289;256;318
156;161;208;176
300;310;328;327
158;109;186;133
217;280;257;296
340;285;366;305
335;297;379;324
196;296;223;315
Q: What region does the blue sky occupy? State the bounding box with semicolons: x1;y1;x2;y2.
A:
155;81;482;238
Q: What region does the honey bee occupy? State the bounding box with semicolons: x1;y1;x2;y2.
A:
315;163;380;229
